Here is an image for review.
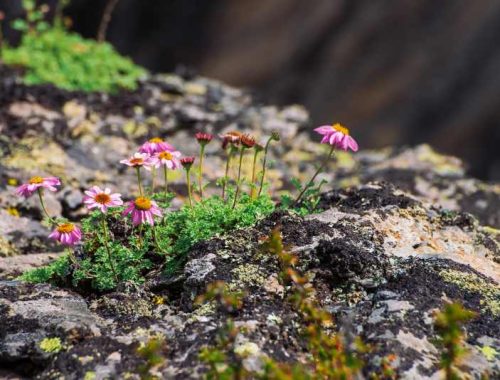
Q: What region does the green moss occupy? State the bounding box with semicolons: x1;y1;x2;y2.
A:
439;270;500;316
2;28;145;93
39;337;62;353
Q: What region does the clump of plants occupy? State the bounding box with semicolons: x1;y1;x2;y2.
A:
17;124;359;291
1;0;145;92
434;302;476;380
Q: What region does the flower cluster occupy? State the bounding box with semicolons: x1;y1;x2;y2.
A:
15;124;357;284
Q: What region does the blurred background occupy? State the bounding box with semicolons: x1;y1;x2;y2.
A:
1;0;499;180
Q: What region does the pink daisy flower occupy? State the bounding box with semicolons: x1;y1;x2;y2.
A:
83;186;123;213
48;223;82;246
152;150;182;170
16;176;61;198
120;152;155;171
139;137;175;155
314;123;359;152
122;196;163;226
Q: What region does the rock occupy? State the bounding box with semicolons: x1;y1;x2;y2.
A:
0;281;103;376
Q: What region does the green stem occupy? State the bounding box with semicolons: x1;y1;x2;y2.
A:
136;167;143;196
163;165;168;195
152;225;164;255
250;149;259;198
151;167;156;194
257;136;273;197
232;147;245;209
37;189;55;225
292;145;335;207
222;148;233;201
101;216;118;283
138;224;143;248
186;169;193;208
198;144;206;199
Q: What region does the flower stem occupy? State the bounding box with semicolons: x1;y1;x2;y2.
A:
232;147;245;209
152;225;164;255
163;165;168;195
136;167;143;196
293;145;335;207
138;224;143;248
101;216;118;283
186;169;193;208
151;167;156;194
37;189;55;225
250;149;260;198
222;148;233;200
198;144;206;199
258;136;273;197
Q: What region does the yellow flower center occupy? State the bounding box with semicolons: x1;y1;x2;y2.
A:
29;176;43;184
135;196;152;211
130;158;144;166
94;193;111;204
158;151;173;160
149;137;163;143
332;123;350;135
57;223;75;233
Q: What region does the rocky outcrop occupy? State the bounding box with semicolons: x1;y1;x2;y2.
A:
0;182;498;379
0;67;498;378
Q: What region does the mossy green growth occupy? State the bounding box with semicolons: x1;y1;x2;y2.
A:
2;28;145;93
19;253;71;285
159;193;275;276
39;337;63;353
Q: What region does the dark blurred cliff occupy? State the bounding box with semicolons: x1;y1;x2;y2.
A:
1;0;499;179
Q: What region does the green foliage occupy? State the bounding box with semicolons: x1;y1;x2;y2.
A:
21;194;274;291
73;208;152;291
434;303;476;380
159;193;275;275
280;178;326;216
3;2;145;93
137;335;168;379
19;253;71;284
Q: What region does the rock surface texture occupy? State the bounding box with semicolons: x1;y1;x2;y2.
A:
0;68;499;379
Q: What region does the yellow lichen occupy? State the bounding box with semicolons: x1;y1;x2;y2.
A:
480;346;497;361
39;337;63;353
230;264;267;289
83;371;96;380
234;342;260;358
439;270;499;316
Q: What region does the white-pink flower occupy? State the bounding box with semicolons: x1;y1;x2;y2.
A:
314;123;359;152
83;186;123;213
120;152;155;171
16;176;61;198
139;137;175;155
122;196;163;226
152;150;182;170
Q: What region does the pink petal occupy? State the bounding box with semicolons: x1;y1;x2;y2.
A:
314;125;333;134
347;136;359;152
